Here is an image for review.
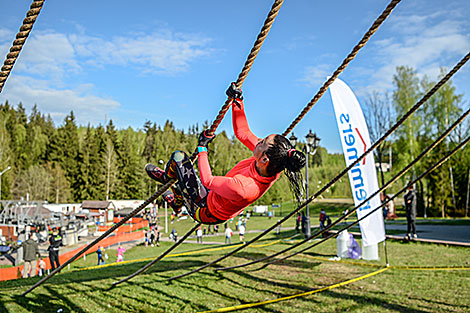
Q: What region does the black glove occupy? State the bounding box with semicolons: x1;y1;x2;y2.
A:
226;82;243;101
198;130;215;147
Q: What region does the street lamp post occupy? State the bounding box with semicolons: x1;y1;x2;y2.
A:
0;166;12;202
289;130;320;238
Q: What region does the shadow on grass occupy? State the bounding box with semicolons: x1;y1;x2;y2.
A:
224;267;316;293
166;271;292;313
224;251;324;272
136;279;214;312
1;258;208;294
326;289;431;313
406;294;470;311
12;289;81;313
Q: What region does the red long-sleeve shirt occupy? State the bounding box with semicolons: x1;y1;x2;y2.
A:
198;100;281;221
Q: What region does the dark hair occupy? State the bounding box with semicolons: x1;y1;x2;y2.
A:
265;135;306;204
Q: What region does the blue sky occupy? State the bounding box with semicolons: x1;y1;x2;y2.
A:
0;0;469;153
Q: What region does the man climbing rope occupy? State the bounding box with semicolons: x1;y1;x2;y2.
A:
145;83;306;224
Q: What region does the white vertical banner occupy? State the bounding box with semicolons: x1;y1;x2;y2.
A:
329;78;385;246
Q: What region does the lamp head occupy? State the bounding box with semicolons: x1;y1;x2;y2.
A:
289;133;298;147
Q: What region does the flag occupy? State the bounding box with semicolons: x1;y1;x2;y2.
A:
329;78;385;246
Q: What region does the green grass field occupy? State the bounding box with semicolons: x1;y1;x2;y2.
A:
1;220;469;313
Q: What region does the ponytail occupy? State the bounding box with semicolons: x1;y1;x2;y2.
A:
265;135;306;204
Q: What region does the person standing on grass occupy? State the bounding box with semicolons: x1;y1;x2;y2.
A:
117;245;126;263
144;231;149;247
22;233;40;278
295;213;301;233
155;228;160;247
239;223;246;242
196;226;203;244
150;229;156;247
170;228;178;242
97;246;105;265
38;258;46;276
301;211;307;236
404;185;418;239
48;228;62;271
225;226;233;244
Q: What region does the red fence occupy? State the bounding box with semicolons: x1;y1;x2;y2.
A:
0;230;145;281
98;221;148;233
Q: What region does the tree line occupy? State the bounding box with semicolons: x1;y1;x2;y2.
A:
0;66;468;217
0;102;351;206
365;66;470;217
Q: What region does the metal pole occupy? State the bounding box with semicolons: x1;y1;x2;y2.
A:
449;166;456;217
466;167;470;218
165;202;168;234
305;146;311;238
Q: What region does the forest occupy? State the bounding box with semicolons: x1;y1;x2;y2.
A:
0;66;469;217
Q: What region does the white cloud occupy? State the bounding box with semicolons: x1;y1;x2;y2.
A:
299;64;332;88
0;26;214;125
364;11;469;93
11;28;214;78
0;76;120;126
15;32;81;82
298;9;469;100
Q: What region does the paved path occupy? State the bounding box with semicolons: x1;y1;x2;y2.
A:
384;220;470;243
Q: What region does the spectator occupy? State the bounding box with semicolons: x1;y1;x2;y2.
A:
22;233;40;278
170;228;178;242
319;209;331;233
225;227;233;244
239;223;246;242
404;185;418;239
117;245;126;263
213;224;219;234
295;213;301;233
196;226;203;244
380;192;388;219
268;210;273;219
385;194;397;219
155;228;160;247
0;244;15;265
38;258;46;276
276;220;281;235
301;211;307;236
48;228;62;271
144;231;149;247
203;226;207;236
97;246;105;265
150;230;156;246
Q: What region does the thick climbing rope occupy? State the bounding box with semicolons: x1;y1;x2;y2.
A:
168;0;402;281
0;0;45;94
206;0;284;138
111;223;200;286
282;0;401;136
168;51;470;281
110;0;285;288
261;134;470;269
21;0;284;296
218;107;470;271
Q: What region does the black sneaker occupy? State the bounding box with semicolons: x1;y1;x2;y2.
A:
145;164;168;184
